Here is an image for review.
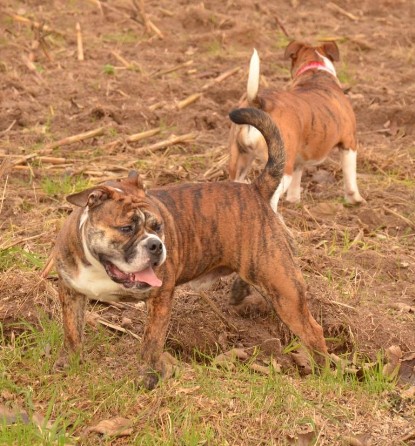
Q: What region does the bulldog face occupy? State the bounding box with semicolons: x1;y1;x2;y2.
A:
68;172;166;291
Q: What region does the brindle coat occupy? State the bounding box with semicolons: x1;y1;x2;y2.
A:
54;108;327;389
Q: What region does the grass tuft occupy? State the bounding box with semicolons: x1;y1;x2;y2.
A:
40;175;91;197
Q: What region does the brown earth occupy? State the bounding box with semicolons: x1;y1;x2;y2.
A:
1;0;415;440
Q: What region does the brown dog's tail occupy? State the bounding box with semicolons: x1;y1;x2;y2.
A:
229;108;285;203
247;49;260;106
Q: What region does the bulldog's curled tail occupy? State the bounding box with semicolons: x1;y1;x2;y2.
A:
229;108;285;203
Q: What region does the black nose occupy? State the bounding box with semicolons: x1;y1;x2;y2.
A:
147;238;163;255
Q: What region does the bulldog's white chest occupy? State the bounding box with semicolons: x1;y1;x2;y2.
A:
68;263;125;302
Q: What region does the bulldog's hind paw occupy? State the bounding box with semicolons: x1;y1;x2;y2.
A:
230;277;251;305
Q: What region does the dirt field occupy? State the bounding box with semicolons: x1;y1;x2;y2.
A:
1;0;415;444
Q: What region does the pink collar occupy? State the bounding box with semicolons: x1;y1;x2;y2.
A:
295;61;337;78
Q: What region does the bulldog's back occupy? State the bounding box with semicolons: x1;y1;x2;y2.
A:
148;181;288;285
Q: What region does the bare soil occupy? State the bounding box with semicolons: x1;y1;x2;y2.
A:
1;0;415;442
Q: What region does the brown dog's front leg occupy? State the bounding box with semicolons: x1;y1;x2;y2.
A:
140;289;175;389
55;282;87;370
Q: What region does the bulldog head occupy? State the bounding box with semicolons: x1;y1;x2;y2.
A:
67;171;166;291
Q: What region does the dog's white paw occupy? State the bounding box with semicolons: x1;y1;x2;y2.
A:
345;191;365;205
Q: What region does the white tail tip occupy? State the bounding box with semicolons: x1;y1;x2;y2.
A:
247;48;260;104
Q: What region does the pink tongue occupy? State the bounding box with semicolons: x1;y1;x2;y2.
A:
133;266;162;287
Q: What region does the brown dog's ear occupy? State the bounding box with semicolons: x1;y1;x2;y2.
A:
67;187;110;208
320;41;340;62
284;41;305;60
127;170;144;189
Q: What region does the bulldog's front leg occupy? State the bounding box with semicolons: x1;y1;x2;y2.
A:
139;288;176;389
54;282;87;370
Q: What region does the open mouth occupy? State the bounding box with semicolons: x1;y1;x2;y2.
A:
103;261;162;289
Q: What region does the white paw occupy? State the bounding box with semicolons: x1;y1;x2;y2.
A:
345;191;365;204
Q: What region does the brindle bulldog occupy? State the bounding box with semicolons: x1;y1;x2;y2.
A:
53;108;328;389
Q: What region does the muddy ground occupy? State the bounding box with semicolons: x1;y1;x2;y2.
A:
0;0;414;440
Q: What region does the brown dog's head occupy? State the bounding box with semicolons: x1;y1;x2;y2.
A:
67;171;166;291
284;41;340;78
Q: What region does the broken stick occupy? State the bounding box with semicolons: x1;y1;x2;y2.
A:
153;60;193;78
177;93;202;110
202;66;241;90
104;127;161;150
76;22;84;61
133;0;164;39
327;2;359;21
7;12;64;36
133;133;196;157
383;205;415;229
111;51;135;69
42;127;105;152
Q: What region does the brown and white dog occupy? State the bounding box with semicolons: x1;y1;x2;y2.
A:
53;108;327;389
228;41;364;211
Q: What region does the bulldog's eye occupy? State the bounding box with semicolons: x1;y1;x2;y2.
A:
152;223;162;233
118;225;134;234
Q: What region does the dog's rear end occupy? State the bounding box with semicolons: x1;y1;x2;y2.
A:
229;41;364;211
228;49;268;182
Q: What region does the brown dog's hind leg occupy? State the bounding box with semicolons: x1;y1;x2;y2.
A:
230;276;251;305
55;283;87;370
340;147;364;204
257;269;328;365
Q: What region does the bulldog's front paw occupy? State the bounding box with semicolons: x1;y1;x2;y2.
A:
53;354;70;372
53;350;82;372
138;352;178;390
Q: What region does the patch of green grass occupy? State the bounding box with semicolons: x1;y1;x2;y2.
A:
273;33;291;50
0;247;44;272
337;61;355;85
35;64;45;74
19;199;34;212
204;39;223;57
386;170;415;187
102;31;139;44
323;351;396;394
0;418;70;446
0;319;77;445
322;229;372;256
103;64;115;75
40;175;90;197
107;127;118;137
0;316;400;445
1;15;14;26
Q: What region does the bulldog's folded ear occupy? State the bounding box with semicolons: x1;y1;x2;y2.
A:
67;187;110;208
128;170;144;189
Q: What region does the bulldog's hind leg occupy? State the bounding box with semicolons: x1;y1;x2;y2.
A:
230;276;252;305
258;266;328;364
55;283;87;370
